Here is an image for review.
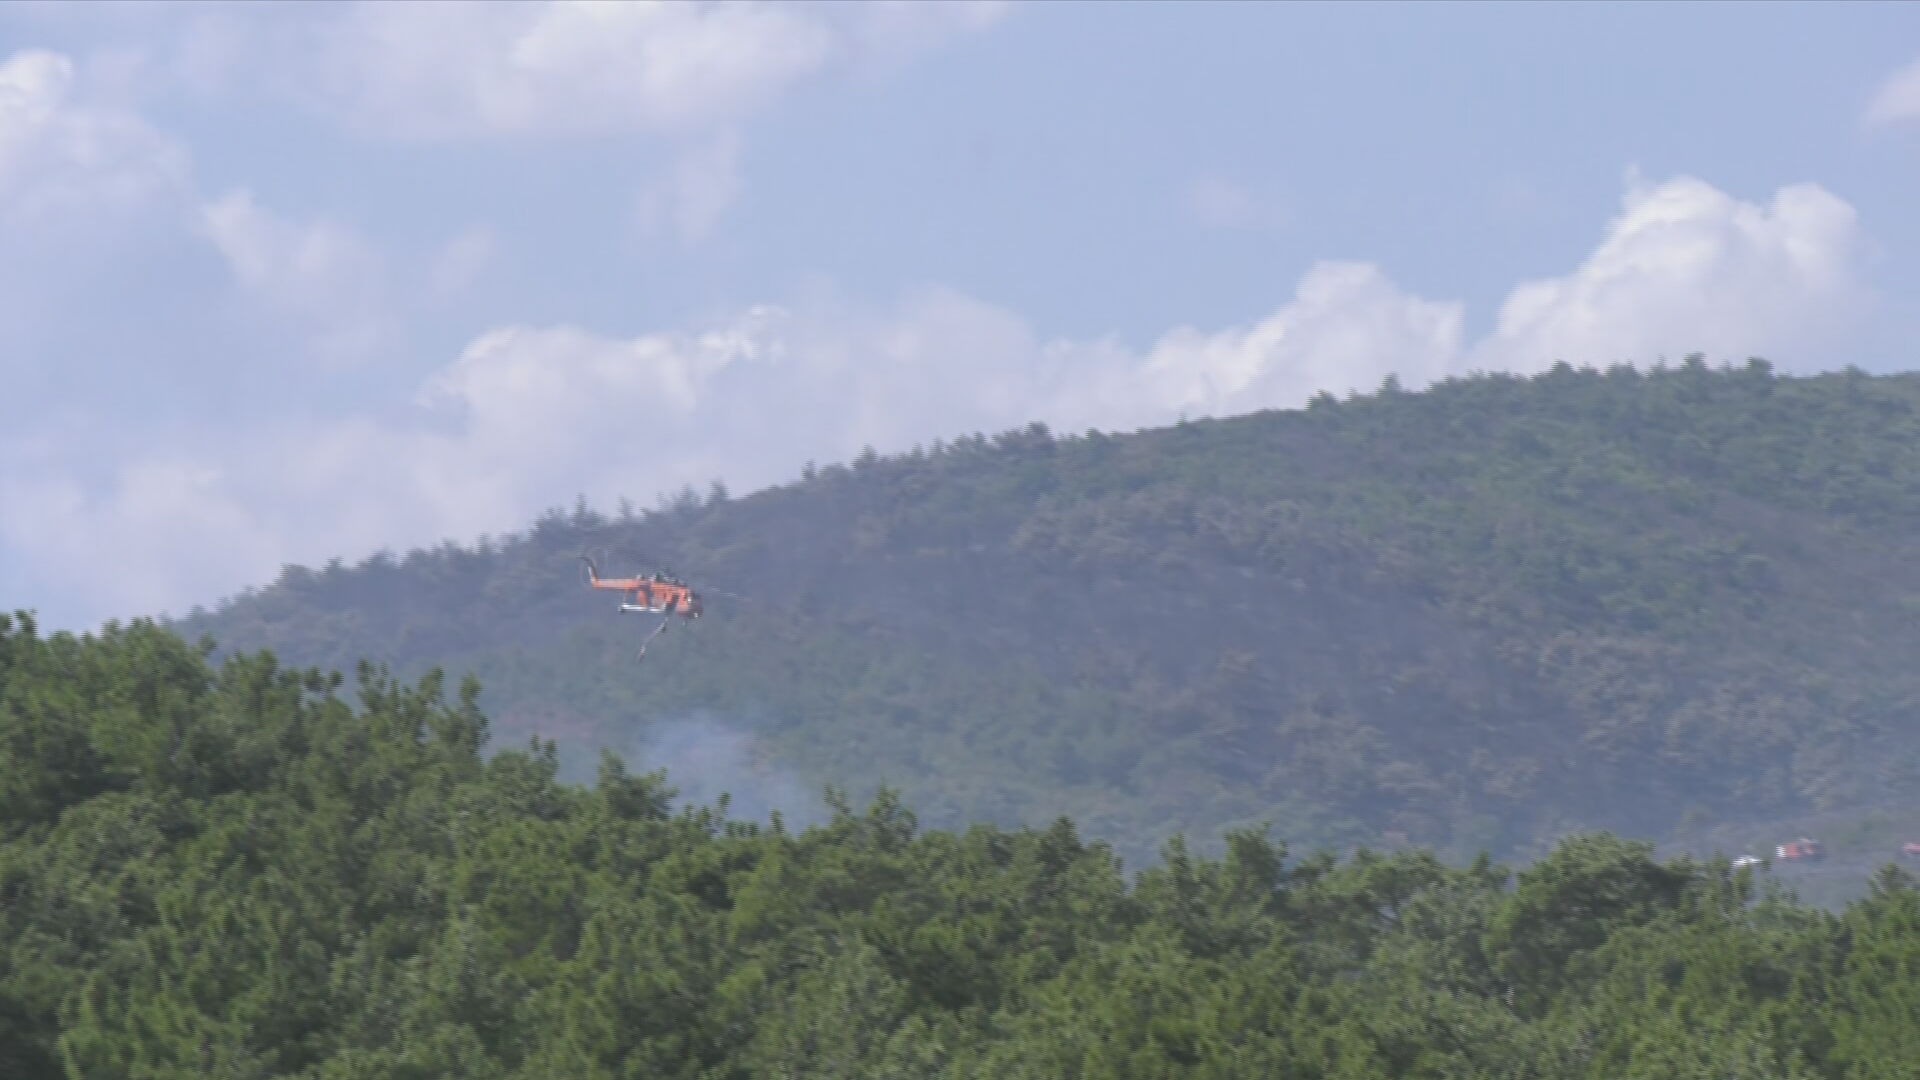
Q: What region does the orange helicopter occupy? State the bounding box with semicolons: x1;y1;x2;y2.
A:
580;555;714;661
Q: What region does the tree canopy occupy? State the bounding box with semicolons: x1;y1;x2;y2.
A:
7;610;1920;1077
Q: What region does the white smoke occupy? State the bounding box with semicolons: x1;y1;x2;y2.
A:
623;714;827;827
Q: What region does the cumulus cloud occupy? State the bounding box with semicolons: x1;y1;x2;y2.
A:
200;189;391;365
391;265;1456;499
1475;174;1861;371
121;2;1004;245
1865;55;1920;127
5;173;1870;627
0;45;469;404
1115;263;1460;426
633;131;744;245
302;1;827;138
0;47;201;395
0;48;187;226
5;2;1009;134
259;0;1007;140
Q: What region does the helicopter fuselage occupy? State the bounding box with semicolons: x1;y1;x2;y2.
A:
602;578;702;618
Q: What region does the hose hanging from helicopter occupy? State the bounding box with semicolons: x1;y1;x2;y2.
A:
634;611;673;661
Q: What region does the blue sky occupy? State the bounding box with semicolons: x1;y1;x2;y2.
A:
1;1;1917;627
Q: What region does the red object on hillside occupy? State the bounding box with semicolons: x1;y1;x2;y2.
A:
1901;841;1920;858
1775;838;1824;861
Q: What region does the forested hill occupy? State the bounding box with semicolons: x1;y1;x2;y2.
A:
182;359;1920;862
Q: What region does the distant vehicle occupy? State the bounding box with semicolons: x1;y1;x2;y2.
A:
1732;855;1767;870
1775;838;1824;861
1901;842;1920;858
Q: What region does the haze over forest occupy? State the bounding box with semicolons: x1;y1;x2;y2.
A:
178;363;1920;870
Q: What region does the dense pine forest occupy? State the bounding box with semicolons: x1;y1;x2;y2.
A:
9;611;1920;1079
182;361;1920;864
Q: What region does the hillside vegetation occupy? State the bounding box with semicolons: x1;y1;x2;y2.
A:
9;612;1920;1078
183;359;1920;862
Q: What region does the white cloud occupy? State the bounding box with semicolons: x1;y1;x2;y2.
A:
0;458;282;620
1188;175;1285;232
1865;55;1920;128
406;315;780;526
123;2;1004;245
308;1;827;138
1;1;1010;131
0;48;187;226
4;173;1870;627
200;189;390;364
1475;174;1861;371
1126;263;1460;420
634;131;744;244
0;47;199;391
275;0;1006;140
0;3;1009;267
202;189;376;299
428;225;497;299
